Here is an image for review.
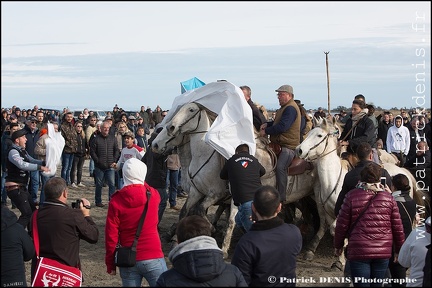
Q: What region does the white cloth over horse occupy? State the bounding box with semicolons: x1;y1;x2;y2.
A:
43;123;65;177
162;81;255;160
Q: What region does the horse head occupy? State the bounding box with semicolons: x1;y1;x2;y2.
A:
165;102;207;137
152;123;185;154
296;117;340;161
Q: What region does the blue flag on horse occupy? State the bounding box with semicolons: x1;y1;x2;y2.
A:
180;77;205;94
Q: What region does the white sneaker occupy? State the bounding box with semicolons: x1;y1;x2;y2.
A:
71;183;78;188
78;183;86;187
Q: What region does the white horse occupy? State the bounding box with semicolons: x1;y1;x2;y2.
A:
296;117;428;267
152;102;320;258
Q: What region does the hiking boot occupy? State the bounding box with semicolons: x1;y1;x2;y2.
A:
170;205;181;211
95;203;105;208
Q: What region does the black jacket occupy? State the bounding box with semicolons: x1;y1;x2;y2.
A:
231;217;302;287
339;115;376;154
24;125;40;158
220;151;265;205
156;236;247;287
142;148;167;188
90;133;119;170
1;206;35;287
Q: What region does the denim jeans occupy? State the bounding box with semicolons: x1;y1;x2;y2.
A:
94;167;116;205
167;169;179;207
156;187;168;225
276;147;295;202
89;158;95;176
28;170;40;203
119;257;167;287
350;258;389;287
1;170;7;204
61;152;75;185
70;154;85;184
6;186;36;229
235;200;253;232
39;173;53;205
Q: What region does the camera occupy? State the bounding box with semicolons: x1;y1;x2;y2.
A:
71;199;82;209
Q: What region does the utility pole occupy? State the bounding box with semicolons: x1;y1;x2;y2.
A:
324;51;330;116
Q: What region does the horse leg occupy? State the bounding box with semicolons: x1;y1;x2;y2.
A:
303;194;328;261
220;200;238;259
211;201;228;226
179;188;202;219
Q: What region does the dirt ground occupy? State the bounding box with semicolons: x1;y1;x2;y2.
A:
17;160;351;287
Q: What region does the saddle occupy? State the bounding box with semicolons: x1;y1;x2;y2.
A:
268;142;313;176
287;157;314;176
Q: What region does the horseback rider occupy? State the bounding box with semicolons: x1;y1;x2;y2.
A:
259;85;301;202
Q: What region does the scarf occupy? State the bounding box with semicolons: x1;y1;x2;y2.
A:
355;181;383;193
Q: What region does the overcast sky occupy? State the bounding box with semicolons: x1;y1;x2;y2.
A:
2;1;430;112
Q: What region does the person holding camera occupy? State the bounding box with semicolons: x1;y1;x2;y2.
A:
29;176;99;283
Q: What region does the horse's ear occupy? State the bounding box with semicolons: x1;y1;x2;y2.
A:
321;117;328;129
313;117;319;127
332;116;337;126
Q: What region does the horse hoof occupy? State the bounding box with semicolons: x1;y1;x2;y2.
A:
303;250;315;261
331;261;343;271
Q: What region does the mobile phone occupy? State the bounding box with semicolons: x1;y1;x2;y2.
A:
380;177;386;186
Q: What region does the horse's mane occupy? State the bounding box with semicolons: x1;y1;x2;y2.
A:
194;102;218;123
255;102;268;120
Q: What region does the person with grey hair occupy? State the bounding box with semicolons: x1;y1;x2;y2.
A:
259;85;301;203
240;85;266;132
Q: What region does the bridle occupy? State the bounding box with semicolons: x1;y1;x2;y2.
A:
302;128;339;162
165;103;220;196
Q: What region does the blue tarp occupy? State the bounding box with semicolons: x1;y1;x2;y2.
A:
180;77;206;94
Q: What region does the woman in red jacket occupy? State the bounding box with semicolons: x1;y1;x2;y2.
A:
105;158;167;287
334;162;405;287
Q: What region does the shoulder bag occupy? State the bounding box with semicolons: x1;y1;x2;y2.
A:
114;190;151;267
347;191;378;237
32;209;83;287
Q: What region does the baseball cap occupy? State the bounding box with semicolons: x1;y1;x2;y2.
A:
123;131;135;139
104;116;113;121
128;115;136;120
11;129;27;141
275;85;293;94
27;116;37;122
